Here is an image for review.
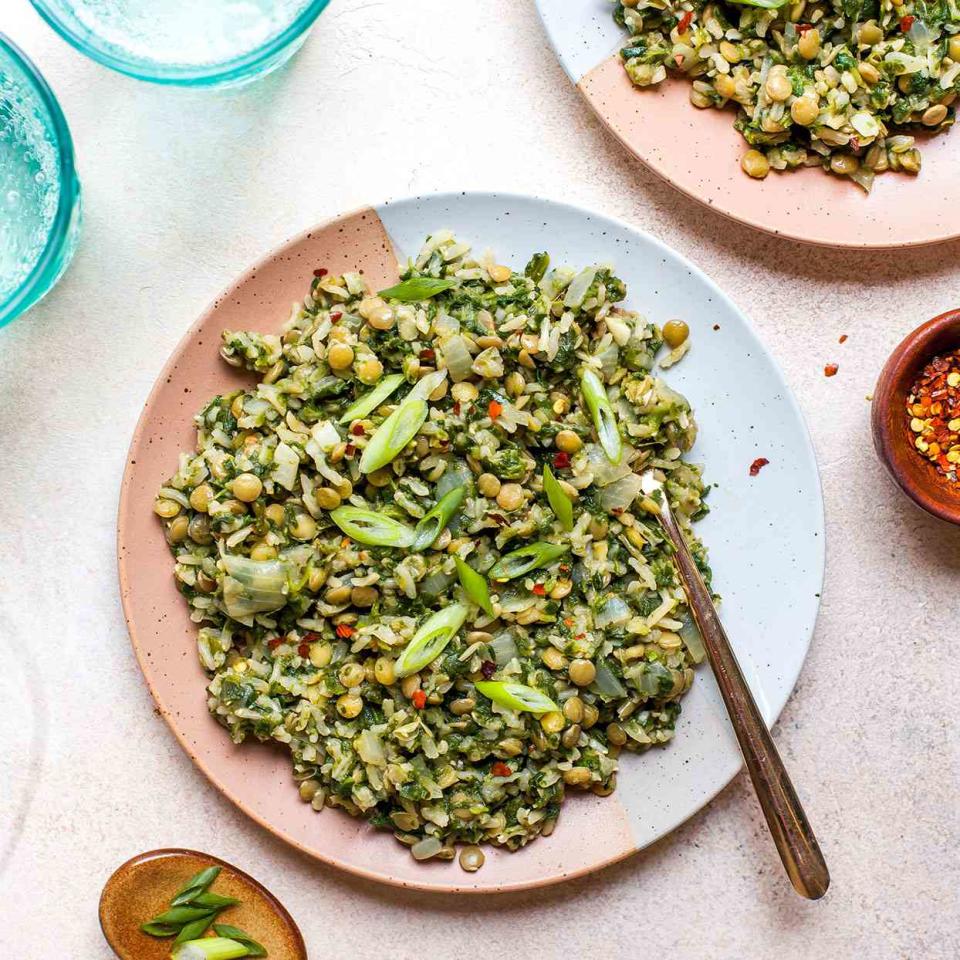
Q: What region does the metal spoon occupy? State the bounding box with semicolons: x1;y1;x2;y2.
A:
639;470;830;900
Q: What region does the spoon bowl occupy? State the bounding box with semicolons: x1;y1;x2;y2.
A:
99;849;307;959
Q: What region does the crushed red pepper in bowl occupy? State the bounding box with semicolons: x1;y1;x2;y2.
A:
907;348;960;481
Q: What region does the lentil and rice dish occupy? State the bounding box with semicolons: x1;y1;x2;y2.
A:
154;232;712;870
614;0;960;190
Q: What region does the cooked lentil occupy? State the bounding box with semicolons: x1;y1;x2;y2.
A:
156;232;712;869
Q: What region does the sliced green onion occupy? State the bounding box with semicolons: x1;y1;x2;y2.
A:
329;507;415;548
475;680;559;714
338;374;405;424
170;867;221;906
379;277;458;301
171;938;250;960
412;488;465;551
395;603;469;678
359;398;428;474
542;465;574;531
213;924;268;958
148;907;215;926
580;369;622;465
455;557;495;616
488;542;569;581
188;892;240;910
140;922;178;938
174;914;220;944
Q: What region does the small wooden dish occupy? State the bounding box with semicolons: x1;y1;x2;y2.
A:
872;309;960;526
99;849;307;960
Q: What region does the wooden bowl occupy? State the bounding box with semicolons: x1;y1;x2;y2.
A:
872;309;960;525
99;849;307;960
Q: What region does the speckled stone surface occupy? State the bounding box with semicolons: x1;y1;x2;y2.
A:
1;1;958;957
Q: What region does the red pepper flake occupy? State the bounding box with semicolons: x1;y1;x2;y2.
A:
491;761;511;778
313;268;328;278
344;443;356;457
330;311;342;321
335;623;355;639
906;347;960;481
298;642;311;658
610;507;624;516
574;633;586;641
563;617;574;627
419;348;436;362
302;631;321;643
552;451;571;469
824;363;839;377
268;637;283;651
900;14;915;31
677;10;694;33
532;583;546;596
488;400;503;419
481;660;497;679
351;422;365;436
412;689;427;710
839;334;848;344
796;22;812;31
453;401;461;416
749;457;770;477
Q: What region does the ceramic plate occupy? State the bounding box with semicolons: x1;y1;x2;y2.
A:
118;192;824;893
535;0;960;248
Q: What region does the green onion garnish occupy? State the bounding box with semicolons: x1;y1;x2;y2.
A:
379;277;458;301
188;892;241;910
454;557;495;616
338;373;405;424
580;369;622;465
329;506;415;548
213;924;268;958
170;867;222;906
475;680;559;714
542;465;574;531
412;487;465;551
395;603;469;678
175;915;221;945
171;938;251;960
488;542;569;581
359;398;428;474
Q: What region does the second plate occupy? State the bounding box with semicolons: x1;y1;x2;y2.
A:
536;0;960;248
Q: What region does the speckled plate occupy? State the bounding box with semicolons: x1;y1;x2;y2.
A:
118;192;824;893
535;0;960;248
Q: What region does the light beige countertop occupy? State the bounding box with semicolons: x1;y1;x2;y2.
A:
2;1;958;957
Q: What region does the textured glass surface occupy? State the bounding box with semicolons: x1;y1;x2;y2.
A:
30;0;328;86
0;37;80;328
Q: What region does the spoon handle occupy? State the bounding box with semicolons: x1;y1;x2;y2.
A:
657;502;830;900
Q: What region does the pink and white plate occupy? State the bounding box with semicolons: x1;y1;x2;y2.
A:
536;0;960;247
118;192;824;892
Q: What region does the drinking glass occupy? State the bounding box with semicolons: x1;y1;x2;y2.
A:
0;34;81;329
29;0;331;87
